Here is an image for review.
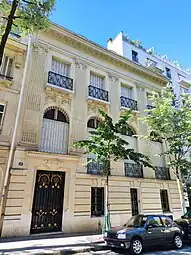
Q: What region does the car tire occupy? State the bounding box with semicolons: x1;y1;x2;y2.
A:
130;238;143;255
173;234;183;249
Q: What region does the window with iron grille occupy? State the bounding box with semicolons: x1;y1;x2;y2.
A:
130;188;139;216
51;57;70;77
0;55;13;78
121;85;133;99
90;73;104;89
160;189;170;212
0;104;6;128
91;187;104;217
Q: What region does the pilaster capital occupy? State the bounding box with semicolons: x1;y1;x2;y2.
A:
108;73;119;83
75;58;87;71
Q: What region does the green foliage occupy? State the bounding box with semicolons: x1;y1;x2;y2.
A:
0;0;55;35
74;109;152;176
143;84;191;179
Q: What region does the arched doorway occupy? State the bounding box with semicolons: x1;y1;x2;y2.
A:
40;108;69;154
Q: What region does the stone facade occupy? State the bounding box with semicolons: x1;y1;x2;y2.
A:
0;25;182;237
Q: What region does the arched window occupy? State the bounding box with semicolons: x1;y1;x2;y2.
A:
40;107;69;154
87;118;101;129
122;125;136;137
150;131;162;143
44;108;69;123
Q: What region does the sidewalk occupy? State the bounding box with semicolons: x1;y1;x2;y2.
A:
0;233;104;255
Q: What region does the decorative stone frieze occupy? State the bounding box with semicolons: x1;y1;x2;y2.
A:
75;58;87;71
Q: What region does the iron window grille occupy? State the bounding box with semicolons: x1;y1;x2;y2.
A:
48;71;73;90
88;85;108;102
91;187;104;217
155;167;170;180
120;96;138;110
160;189;170;212
125;163;143;178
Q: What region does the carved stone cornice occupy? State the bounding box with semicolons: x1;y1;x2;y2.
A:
47;27;168;87
33;42;49;54
75;58;87;71
108;73;119;83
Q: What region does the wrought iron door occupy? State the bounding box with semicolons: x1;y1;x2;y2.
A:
31;170;65;234
130;188;139;216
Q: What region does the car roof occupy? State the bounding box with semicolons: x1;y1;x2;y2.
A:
136;214;172;217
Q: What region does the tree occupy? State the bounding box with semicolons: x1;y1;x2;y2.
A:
74;109;152;233
0;0;55;66
142;84;191;213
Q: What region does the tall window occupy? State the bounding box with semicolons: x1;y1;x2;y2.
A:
40;108;69;154
160;189;170;212
165;67;172;79
132;50;138;63
0;104;6;128
91;187;104;217
90;73;104;89
0;55;13;77
130;188;139;216
121;85;133;99
51;57;70;77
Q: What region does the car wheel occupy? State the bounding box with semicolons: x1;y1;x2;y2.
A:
130;238;143;255
173;234;183;249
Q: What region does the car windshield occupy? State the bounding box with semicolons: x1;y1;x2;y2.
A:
124;215;147;228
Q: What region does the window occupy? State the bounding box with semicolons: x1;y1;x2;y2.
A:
121;85;133;99
147;216;163;228
44;108;69;123
161;216;172;227
160;189;170;212
121;126;135;136
90;73;104;89
51;57;70;77
146;58;157;68
0;55;13;78
87;118;101;129
132;50;138;63
180;86;189;94
91;187;104;217
130;188;139;216
165;67;172;79
0;104;5;128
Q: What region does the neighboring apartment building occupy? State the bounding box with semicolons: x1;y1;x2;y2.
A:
107;32;191;96
0;24;182;237
0;33;27;229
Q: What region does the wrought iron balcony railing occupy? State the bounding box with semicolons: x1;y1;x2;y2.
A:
87;159;103;175
132;56;139;63
88;85;109;102
0;73;13;81
120;96;138;110
155;167;170;180
147;105;155;110
124;163;143;178
48;71;73;91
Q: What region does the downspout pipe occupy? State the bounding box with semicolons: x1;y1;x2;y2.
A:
0;35;32;232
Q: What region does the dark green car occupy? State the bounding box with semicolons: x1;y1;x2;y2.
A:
175;210;191;239
104;214;183;255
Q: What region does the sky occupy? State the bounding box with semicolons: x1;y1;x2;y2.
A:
51;0;191;69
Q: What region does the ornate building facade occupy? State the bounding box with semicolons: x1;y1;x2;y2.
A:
0;24;182;237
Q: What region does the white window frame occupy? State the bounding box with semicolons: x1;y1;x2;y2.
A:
0;104;6;129
51;57;70;77
121;84;133;99
0;55;14;78
90;72;105;90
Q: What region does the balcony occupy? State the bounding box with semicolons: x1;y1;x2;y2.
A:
155;167;170;180
48;71;73;91
87;159;104;175
132;56;139;63
88;85;109;102
0;73;13;87
120;96;138;110
124;163;143;178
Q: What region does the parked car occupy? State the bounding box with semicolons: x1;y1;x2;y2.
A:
104;214;183;255
175;210;191;239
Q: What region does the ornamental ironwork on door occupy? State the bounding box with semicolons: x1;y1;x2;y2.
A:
31;170;65;234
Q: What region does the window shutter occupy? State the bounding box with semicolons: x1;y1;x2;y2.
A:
90;73;104;89
51;58;70;77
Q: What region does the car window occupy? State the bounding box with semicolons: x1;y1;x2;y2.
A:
161;216;172;227
184;211;191;218
147;216;163;228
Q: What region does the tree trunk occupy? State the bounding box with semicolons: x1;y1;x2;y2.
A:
0;0;18;67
